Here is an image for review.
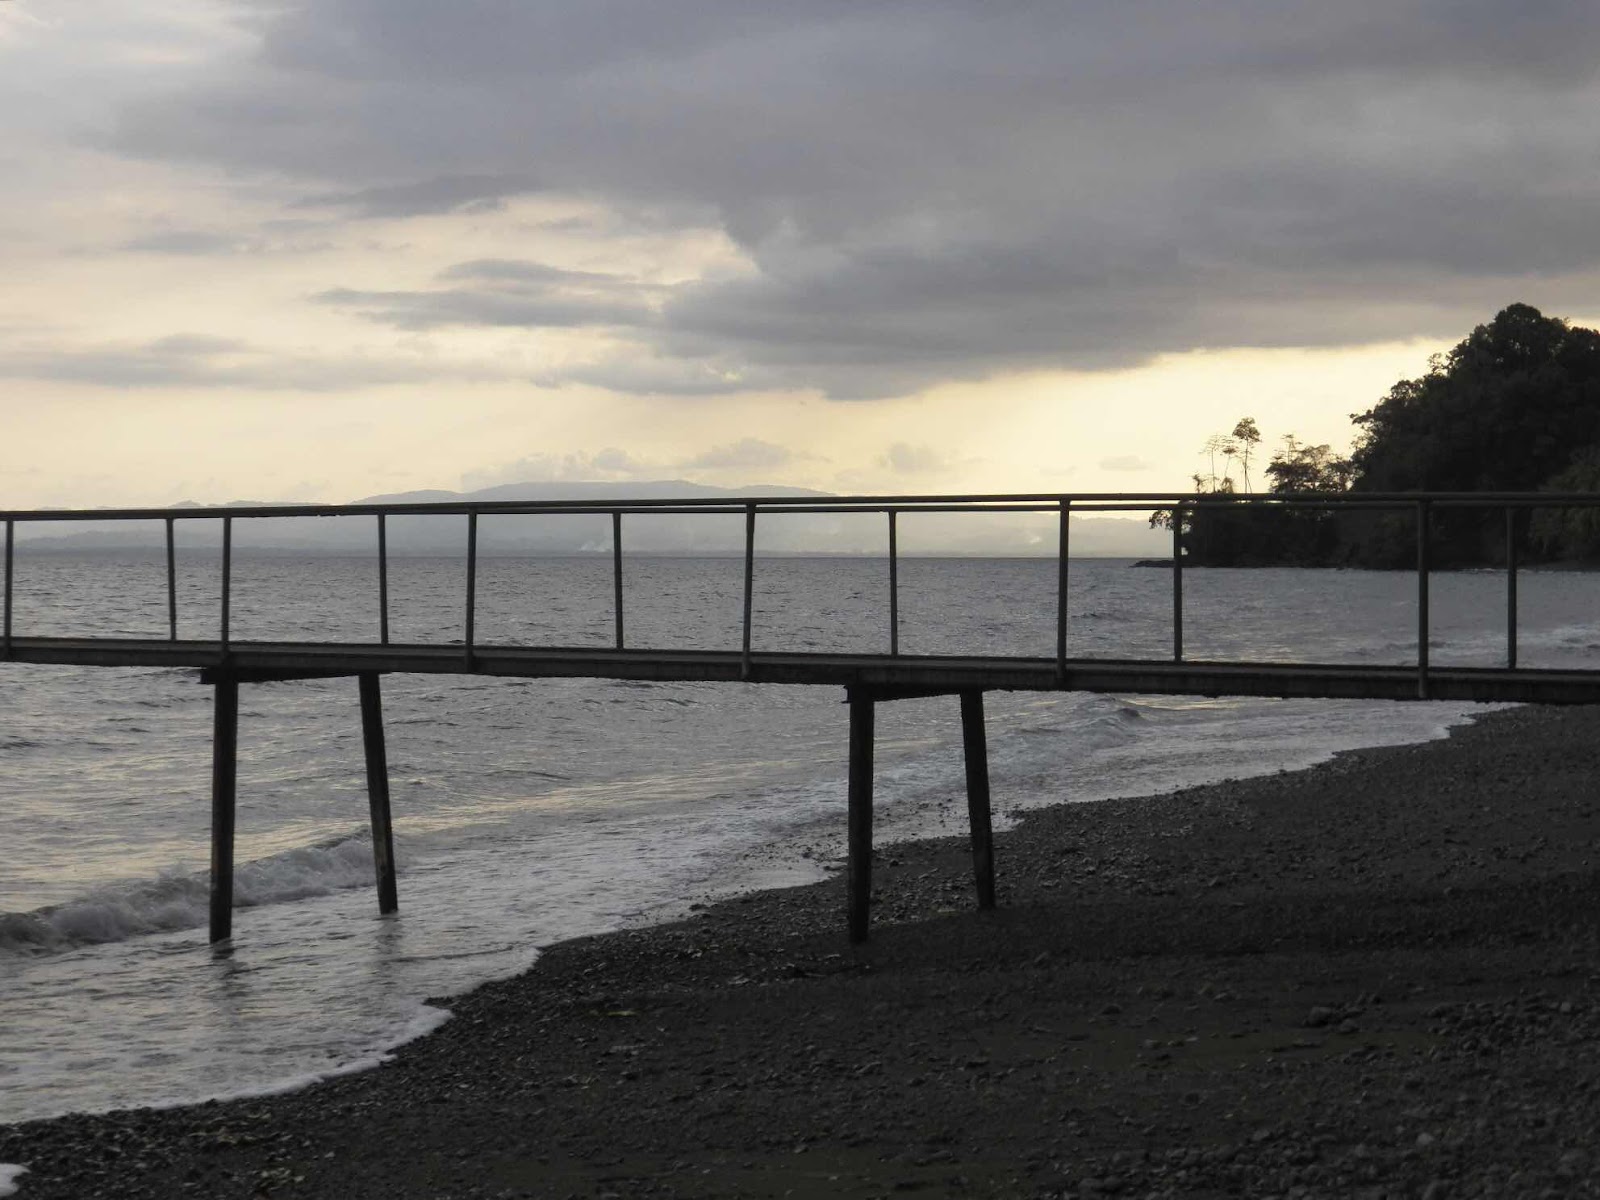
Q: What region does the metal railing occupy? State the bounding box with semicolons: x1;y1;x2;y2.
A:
3;491;1598;691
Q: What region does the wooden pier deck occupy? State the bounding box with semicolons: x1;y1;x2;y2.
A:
11;636;1600;705
8;490;1600;945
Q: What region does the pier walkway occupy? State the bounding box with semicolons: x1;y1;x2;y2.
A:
6;491;1600;943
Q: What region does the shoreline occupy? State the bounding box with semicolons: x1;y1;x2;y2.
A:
6;702;1600;1196
0;689;1471;1124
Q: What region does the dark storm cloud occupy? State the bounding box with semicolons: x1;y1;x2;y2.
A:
110;0;1600;397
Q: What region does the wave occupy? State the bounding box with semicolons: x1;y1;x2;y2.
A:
1070;609;1134;623
1348;622;1600;668
0;835;379;957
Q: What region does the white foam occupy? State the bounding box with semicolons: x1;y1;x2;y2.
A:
140;1003;456;1113
0;1164;26;1198
0;836;379;957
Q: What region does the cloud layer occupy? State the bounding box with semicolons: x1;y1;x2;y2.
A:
70;2;1600;398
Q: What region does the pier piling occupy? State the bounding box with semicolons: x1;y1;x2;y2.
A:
359;673;399;915
847;688;875;943
209;678;238;943
960;690;996;910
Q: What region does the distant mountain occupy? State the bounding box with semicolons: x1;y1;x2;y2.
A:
12;480;1167;558
355;480;826;505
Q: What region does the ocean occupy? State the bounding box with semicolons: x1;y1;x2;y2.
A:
3;552;1594;1125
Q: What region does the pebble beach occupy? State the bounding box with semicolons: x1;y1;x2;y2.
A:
6;702;1600;1198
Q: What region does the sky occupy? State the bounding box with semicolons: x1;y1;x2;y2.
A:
4;0;1600;509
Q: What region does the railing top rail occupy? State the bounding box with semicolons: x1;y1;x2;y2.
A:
5;490;1600;523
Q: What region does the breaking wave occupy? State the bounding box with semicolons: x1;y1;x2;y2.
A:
0;834;378;956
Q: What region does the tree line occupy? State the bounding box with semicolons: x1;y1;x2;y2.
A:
1158;303;1600;567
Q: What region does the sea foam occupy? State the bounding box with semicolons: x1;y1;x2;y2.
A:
0;835;378;956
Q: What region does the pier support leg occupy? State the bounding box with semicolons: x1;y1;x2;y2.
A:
209;678;238;944
847;688;875;944
960;690;996;910
359;673;399;914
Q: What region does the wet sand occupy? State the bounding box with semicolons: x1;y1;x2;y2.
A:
6;703;1600;1198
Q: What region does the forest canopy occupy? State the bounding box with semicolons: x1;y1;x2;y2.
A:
1167;304;1600;567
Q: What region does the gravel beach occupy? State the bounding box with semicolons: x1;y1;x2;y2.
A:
6;702;1600;1199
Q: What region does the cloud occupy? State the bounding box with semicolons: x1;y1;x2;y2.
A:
880;443;949;474
316;286;648;331
439;259;622;286
1099;455;1152;472
682;437;800;470
462;436;830;492
119;230;246;255
462;439;812;491
316;257;661;332
0;333;507;391
460;448;661;490
536;358;763;397
295;173;540;218
102;2;1600;398
115;227;336;256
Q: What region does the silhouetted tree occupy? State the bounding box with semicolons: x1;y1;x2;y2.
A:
1348;303;1600;564
1264;436;1352;494
1232;417;1262;492
1531;448;1600;561
1153;419;1322;564
1160;306;1600;567
1251;436;1354;564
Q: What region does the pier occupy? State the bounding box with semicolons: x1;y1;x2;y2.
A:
6;490;1600;945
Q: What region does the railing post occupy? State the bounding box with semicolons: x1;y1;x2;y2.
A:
3;518;12;655
1417;499;1430;698
219;516;232;656
887;509;899;656
741;502;756;679
1171;504;1184;662
464;510;477;666
377;514;389;646
165;518;177;641
1056;499;1070;681
612;510;625;650
1505;506;1518;670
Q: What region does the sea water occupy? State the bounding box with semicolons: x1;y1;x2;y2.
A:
3;551;1598;1124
